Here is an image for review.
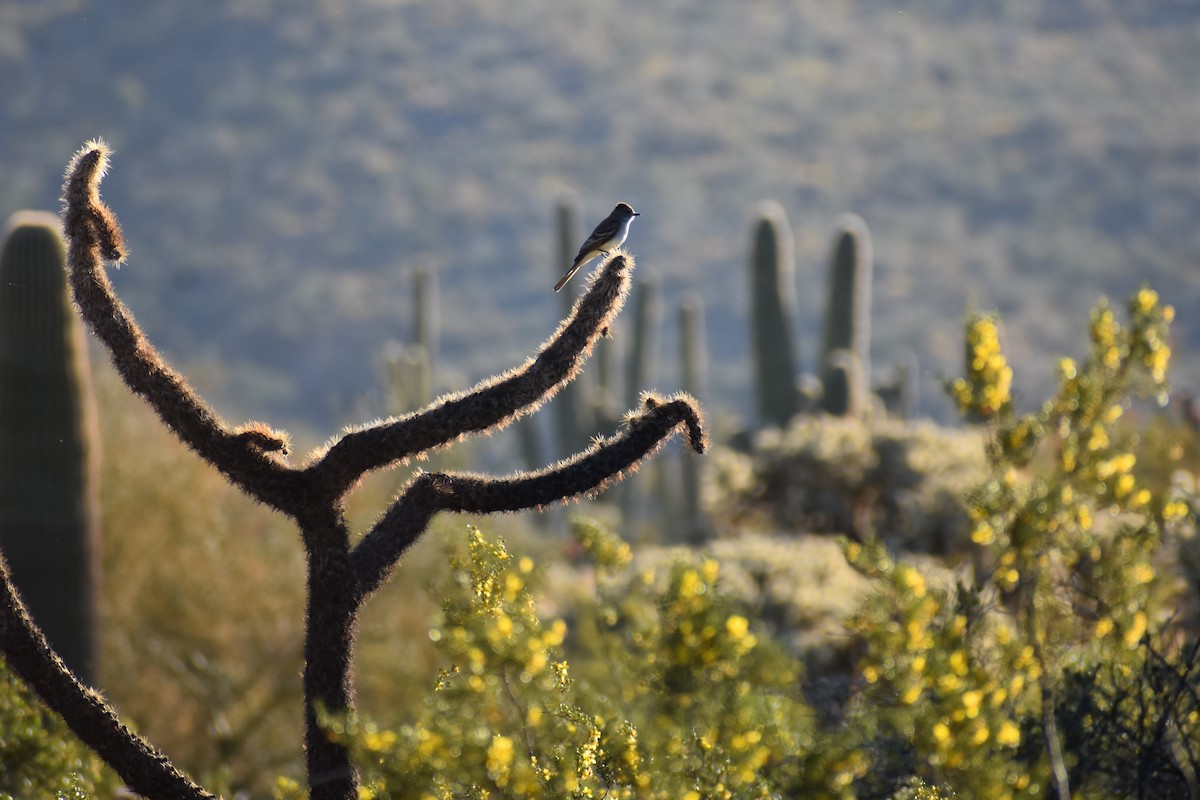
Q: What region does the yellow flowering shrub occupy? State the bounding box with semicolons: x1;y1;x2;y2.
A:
332;522;863;799
847;288;1194;799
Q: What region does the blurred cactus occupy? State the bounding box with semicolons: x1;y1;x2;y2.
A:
679;293;710;543
0;212;100;682
590;329;620;431
382;341;432;415
749;201;800;428
820;214;873;414
822;348;865;418
413;264;439;371
623;280;661;409
877;349;920;420
551;199;595;455
621;280;662;524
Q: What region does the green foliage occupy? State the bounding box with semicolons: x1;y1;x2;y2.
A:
0;659;116;799
0;212;100;682
846;288;1189;798
336;521;865;798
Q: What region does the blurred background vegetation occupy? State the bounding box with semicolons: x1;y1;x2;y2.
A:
1;1;1197;431
2;2;1200;798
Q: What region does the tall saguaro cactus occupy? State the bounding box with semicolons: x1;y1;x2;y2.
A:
0;142;706;800
0;211;100;684
749;201;799;428
820;213;873;414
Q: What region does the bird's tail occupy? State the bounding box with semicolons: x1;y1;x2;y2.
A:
553;263;582;292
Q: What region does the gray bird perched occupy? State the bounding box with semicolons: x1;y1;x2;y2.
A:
554;202;640;292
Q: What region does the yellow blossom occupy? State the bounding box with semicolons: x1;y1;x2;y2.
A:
972;522;995;545
1164;500;1190;521
997;720;1021;747
1124;611;1147;646
725;615;750;641
1128;563;1155;584
1095;618;1114;638
486;735;514;784
899;566;927;598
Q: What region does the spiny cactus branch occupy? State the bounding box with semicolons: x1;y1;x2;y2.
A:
309;252;633;496
351;393;706;598
60;142;292;504
0;555;215;800
34;141;706;800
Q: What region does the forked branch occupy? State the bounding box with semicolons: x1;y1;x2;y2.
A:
0;140;710;800
352;393;706;597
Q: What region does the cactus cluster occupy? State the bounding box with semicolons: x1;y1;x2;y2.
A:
745;204;916;429
0;212;100;684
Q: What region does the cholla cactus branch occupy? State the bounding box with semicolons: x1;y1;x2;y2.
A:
60;142;293;504
309;252;633;495
352;393;706;597
22;142;706;800
0;554;215;800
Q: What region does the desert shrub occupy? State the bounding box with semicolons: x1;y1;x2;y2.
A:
0;660;117;799
93;361;450;795
710;416;986;554
847;289;1192;798
330;521;867;799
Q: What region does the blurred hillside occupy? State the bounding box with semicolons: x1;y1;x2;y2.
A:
2;0;1197;431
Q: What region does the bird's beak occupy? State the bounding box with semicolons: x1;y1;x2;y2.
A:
633;212;641;216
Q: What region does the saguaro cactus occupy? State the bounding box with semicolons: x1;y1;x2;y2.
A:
820;213;873;413
412;264;439;379
749;201;799;428
0;211;100;683
822;348;865;418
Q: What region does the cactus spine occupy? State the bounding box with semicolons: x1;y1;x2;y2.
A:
820;214;873;413
749;201;799;428
0;212;100;682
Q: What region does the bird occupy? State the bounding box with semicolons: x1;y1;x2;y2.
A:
554;202;640;292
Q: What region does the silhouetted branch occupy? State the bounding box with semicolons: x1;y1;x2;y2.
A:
25;140;707;800
351;393;706;597
0;554;215;800
60;142;291;502
308;252;634;496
